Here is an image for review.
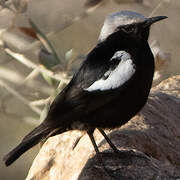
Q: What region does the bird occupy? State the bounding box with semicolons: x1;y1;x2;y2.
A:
3;11;167;166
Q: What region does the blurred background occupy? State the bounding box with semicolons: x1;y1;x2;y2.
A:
0;0;179;179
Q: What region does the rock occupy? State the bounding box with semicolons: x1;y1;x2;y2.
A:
26;76;180;180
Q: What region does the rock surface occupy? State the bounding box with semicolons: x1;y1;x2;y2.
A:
26;76;180;180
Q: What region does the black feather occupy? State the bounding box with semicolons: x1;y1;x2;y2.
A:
3;11;167;166
3;123;61;166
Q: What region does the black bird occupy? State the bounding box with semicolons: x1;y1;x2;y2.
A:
3;11;167;166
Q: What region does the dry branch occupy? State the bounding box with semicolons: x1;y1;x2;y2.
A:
0;79;41;115
4;48;70;84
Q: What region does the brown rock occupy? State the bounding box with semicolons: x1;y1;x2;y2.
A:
26;76;180;180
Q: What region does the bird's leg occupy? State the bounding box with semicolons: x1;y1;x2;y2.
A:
98;129;148;161
87;129;106;169
88;129;120;179
72;135;83;150
98;128;119;153
87;129;100;154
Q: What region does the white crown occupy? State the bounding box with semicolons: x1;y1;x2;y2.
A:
99;11;147;42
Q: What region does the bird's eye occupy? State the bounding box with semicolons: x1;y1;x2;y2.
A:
121;26;134;33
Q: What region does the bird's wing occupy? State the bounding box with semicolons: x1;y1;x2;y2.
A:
83;50;136;92
46;49;136;121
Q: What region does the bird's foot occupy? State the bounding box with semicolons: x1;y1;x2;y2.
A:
114;149;150;161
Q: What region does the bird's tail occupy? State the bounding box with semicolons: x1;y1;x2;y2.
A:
3;123;56;166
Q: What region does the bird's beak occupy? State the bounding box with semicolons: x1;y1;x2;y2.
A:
143;16;168;27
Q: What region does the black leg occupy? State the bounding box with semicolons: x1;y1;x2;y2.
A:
87;129;105;168
87;129;119;179
87;129;100;154
72;135;83;150
98;128;119;153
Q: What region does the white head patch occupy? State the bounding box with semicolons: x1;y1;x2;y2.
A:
85;51;136;92
99;11;147;42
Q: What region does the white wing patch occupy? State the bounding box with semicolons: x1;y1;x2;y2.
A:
85;51;136;92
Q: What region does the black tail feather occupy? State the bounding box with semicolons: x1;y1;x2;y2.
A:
3;123;51;166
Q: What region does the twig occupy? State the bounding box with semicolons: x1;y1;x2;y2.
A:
47;2;103;38
30;81;66;108
148;0;168;17
0;79;41;115
1;2;62;66
28;18;61;65
22;69;40;84
4;48;71;84
0;1;16;13
30;98;50;106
